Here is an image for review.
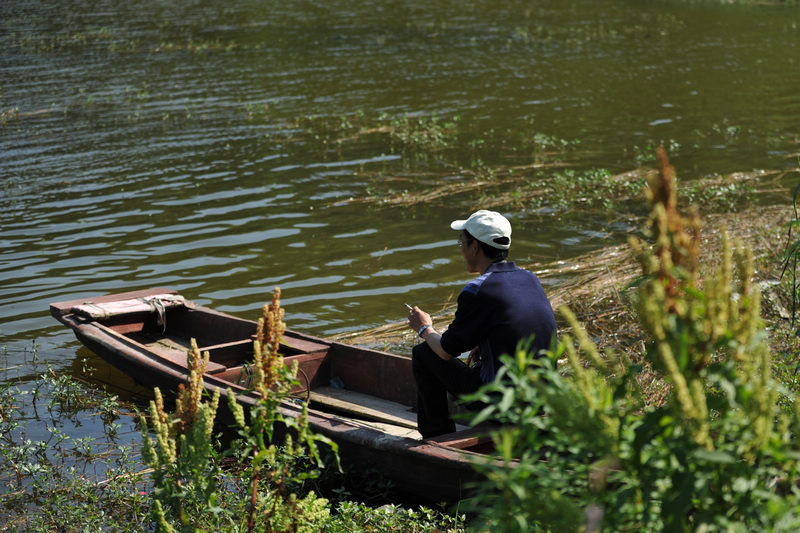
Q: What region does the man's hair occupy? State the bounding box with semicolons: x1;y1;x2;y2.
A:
464;230;509;261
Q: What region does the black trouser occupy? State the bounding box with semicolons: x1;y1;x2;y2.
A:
411;342;484;439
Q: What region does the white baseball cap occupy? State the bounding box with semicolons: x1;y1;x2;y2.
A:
450;210;512;249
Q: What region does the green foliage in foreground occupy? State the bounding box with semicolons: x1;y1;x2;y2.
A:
463;149;800;531
138;292;462;532
0;318;460;531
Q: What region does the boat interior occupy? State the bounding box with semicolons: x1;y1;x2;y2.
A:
79;301;496;453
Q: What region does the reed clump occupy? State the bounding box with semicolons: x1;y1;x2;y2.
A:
140;287;338;532
173;339;213;435
140;340;221;529
253;287;288;398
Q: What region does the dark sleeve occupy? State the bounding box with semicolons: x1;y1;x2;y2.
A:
440;289;491;357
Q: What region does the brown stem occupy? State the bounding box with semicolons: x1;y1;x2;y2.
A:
247;459;259;533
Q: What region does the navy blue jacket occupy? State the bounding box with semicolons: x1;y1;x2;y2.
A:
440;261;556;383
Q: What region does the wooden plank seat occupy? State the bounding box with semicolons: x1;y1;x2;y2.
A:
326;411;423;440
308;386;472;438
309;386;418;429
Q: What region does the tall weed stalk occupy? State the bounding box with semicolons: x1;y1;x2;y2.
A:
140;287;336;532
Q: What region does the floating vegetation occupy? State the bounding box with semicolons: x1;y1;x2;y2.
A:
0;4;685;59
523;167;777;215
260;110;779;218
401;9;687;49
0;108;20;128
339;161;565;208
630;139;682;166
0;357;147;530
340;164;777;221
244;101;271;123
525;168;645;211
289;111;463;155
387;114;461;152
631;123;758;167
284;111;579;161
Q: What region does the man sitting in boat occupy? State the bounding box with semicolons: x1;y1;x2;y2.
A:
407;210;557;438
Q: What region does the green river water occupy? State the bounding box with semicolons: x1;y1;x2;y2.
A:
1;0;799;442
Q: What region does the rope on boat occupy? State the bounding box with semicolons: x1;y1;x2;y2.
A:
144;297;167;333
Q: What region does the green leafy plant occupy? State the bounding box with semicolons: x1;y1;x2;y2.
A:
466;148;800;531
140;287;338;532
140;341;224;531
389;114;461;152
323;501;464;532
1;369;147;531
226;287;336;533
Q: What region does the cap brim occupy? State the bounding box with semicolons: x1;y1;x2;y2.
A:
450;219;468;230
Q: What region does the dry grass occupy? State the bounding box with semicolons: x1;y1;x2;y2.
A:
335;166;788;213
335;160;570;208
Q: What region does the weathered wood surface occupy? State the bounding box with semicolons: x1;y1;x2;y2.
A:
310;385;418;429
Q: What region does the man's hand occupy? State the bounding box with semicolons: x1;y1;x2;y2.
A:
466;347;479;367
407;306;432;333
407;306;452;360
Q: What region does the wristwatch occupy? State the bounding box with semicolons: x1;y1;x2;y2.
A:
418;324;432;338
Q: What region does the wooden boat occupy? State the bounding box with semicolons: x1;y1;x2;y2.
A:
50;287;497;503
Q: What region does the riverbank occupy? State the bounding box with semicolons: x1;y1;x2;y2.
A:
336;200;798;404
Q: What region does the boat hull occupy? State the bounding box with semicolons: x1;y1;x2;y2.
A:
50;288;494;503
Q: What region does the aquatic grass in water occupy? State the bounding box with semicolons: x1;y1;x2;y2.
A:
262;110;764;216
0;367;147;531
388;114;461;153
529;167;761;214
2;26;246;55
0;108;20;128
